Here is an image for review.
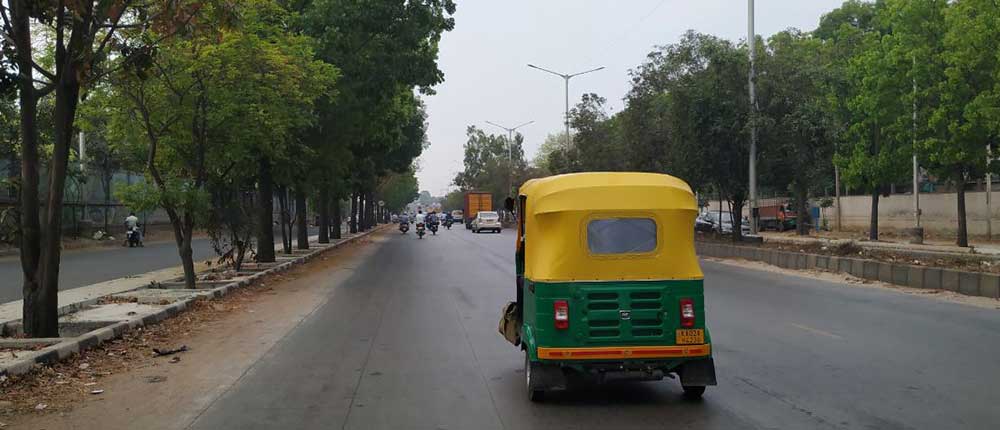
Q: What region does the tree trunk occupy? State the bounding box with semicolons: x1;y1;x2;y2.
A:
350;192;359;233
296;189;309;249
795;185;810;236
729;195;745;243
32;20;86;338
179;215;197;288
12;0;54;337
869;188;880;241
333;199;343;239
358;192;370;231
276;186;290;254
257;158;276;262
957;179;969;247
318;188;330;244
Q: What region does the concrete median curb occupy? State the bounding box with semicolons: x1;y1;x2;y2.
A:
697;241;1000;301
0;226;384;377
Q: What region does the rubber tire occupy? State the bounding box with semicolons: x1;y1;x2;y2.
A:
526;354;545;402
682;385;705;400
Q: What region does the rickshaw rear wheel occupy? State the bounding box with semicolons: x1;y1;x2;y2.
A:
682;385;705;400
525;354;545;402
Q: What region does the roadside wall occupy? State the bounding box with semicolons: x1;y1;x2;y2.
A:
696;241;1000;299
705;190;1000;236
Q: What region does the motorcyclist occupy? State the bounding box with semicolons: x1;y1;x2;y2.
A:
427;211;439;226
124;212;142;246
414;210;426;225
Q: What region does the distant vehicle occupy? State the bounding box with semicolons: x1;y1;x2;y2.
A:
464;191;492;229
472;211;501;233
699;211;749;235
758;203;796;231
451;209;464;223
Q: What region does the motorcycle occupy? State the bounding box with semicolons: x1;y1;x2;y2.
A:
416;222;426;239
444;219;453;230
126;225;143;248
429;221;439;235
399;222;409;234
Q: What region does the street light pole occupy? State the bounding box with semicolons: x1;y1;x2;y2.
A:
486;120;534;196
527;64;605;147
748;0;759;235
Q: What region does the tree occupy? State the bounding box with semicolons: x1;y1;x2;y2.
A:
923;0;999;246
569;94;627;172
815;1;903;240
296;0;454;237
1;0;194;337
453;126;530;208
642;32;751;240
758;30;836;235
109;0;337;286
379;169;419;213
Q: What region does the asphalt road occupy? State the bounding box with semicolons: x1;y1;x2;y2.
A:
0;227;321;304
188;228;1000;430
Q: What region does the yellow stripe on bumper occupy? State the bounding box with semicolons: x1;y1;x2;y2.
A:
537;344;711;360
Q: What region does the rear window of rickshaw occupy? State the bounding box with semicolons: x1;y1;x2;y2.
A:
587;218;657;255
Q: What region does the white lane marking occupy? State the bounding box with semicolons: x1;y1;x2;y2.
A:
790;323;844;340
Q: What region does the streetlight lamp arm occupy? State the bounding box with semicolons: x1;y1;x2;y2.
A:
568;66;606;78
512;120;535;131
527;64;567;78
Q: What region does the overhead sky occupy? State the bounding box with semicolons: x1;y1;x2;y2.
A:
418;0;846;195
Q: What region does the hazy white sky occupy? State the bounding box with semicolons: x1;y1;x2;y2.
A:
417;0;845;195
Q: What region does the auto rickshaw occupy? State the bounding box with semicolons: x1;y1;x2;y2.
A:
499;172;716;401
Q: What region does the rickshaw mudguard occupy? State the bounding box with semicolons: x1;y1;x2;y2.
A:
522;324;539;361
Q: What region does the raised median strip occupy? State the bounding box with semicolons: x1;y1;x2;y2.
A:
0;227;384;377
696;241;1000;300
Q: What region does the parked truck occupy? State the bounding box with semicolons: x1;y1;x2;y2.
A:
757;202;796;231
464;191;493;230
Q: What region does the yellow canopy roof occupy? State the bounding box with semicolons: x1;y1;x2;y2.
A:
519;172;702;282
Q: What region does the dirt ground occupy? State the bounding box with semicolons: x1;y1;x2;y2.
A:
0;232;385;430
705;256;1000;310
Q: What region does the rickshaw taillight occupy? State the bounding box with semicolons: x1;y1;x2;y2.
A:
553;300;569;330
680;298;695;328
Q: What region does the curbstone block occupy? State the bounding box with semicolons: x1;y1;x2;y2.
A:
816;255;829;270
979;274;1000;299
907;266;926;289
862;261;879;280
796;254;808;270
54;342;78;359
924;268;942;290
891;264;908;286
941;270;960;292
959;272;980;297
839;257;853;274
878;262;893;283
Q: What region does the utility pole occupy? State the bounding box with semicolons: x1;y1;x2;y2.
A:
527;64;605;148
748;0;759;235
912;55;923;244
79;131;86;222
835;166;842;231
987;144;992;240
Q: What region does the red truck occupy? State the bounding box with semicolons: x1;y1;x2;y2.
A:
464;191;493;230
757;202;796;231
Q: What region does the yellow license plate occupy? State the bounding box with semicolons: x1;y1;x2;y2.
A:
676;329;704;345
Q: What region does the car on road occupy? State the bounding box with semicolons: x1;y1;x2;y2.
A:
472;211;501;233
451;209;464;224
698;211;750;236
499;172;716;402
